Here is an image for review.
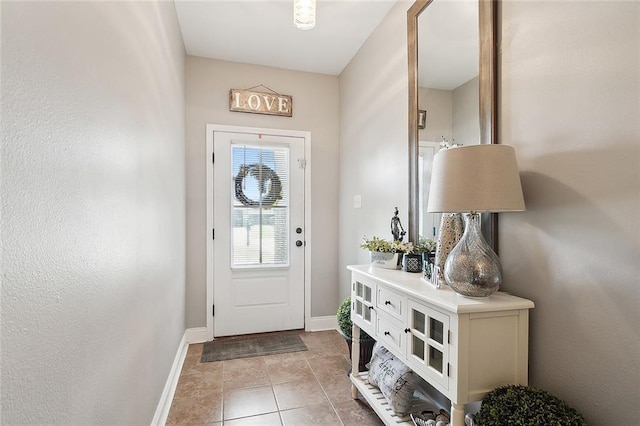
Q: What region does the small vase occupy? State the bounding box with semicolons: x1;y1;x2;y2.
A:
403;253;423;273
435;213;464;283
369;251;400;270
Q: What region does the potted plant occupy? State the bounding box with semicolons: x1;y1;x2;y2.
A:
416;237;436;258
360;236;414;270
402;237;436;273
465;384;586;426
416;237;437;273
337;296;376;372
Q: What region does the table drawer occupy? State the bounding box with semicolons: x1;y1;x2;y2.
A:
376;315;405;355
377;286;405;320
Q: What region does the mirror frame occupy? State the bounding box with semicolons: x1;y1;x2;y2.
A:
407;0;499;252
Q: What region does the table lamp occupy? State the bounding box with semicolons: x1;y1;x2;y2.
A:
427;145;525;297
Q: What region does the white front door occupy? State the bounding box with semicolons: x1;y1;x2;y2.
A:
212;129;306;337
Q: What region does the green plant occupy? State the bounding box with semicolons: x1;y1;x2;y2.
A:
337;296;371;340
473;385;586;426
360;236;414;254
415;237;436;254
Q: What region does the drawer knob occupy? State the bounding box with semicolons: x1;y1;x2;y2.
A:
404;328;411;333
385;300;391;305
384;331;390;336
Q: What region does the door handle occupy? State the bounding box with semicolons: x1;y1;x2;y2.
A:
296;240;303;247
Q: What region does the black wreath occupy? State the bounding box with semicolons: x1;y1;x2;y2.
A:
234;164;282;208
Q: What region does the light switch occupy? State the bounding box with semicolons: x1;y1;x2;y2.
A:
353;195;362;209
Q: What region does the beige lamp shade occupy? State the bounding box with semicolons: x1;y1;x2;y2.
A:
427;144;525;213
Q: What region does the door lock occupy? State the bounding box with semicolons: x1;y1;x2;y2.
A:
296;240;303;247
296;227;303;234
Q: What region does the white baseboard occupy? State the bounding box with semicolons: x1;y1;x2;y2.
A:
185;327;209;344
305;315;338;332
183;317;338;348
151;332;188;426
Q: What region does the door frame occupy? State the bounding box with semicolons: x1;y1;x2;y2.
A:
205;124;312;341
418;141;442;240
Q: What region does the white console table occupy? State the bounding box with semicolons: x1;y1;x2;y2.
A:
348;265;534;426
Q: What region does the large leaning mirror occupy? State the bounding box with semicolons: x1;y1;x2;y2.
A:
407;0;498;250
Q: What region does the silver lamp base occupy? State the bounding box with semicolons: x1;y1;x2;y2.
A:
444;213;502;297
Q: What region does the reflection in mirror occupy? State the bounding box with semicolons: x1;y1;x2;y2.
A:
417;0;479;241
408;0;497;250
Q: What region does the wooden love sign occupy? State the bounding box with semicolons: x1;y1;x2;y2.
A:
229;88;293;117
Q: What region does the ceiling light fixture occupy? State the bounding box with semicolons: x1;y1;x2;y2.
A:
293;0;316;30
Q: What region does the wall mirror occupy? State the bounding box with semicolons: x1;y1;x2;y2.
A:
407;0;498;249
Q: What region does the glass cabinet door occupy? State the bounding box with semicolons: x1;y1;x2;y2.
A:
406;300;450;389
351;278;376;337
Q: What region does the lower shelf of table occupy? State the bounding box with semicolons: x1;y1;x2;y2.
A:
350;371;443;426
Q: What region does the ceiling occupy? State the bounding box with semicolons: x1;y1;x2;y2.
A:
174;0;478;89
174;0;399;76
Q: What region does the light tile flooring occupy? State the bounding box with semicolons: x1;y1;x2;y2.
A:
167;330;384;425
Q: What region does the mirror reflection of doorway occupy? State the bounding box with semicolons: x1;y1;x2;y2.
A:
418;141;441;241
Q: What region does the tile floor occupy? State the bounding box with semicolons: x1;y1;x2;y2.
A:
167;330;384;425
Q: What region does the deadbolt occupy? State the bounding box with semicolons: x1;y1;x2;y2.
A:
296;227;302;234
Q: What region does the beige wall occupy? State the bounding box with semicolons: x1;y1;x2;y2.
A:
340;0;638;424
418;87;453;142
418;76;479;145
185;57;340;326
499;1;639;424
338;0;411;299
1;1;186;423
452;76;480;146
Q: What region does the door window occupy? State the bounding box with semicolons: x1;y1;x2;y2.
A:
231;144;290;267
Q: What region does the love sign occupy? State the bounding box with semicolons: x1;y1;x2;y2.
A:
229;89;293;117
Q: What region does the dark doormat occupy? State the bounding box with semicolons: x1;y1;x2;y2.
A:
201;331;308;362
